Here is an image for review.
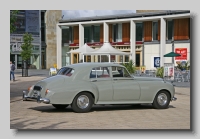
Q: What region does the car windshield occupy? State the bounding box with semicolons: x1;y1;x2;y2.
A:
57;67;74;76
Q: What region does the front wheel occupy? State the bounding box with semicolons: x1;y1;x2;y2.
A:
152;91;170;109
71;92;93;113
52;104;69;110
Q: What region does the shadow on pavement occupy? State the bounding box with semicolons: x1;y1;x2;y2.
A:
28;104;176;113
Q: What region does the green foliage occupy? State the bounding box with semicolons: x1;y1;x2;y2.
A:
156;67;164;78
177;61;190;70
122;60;136;74
20;33;33;60
10;10;19;33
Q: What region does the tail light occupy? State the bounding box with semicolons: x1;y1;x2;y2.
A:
28;86;33;91
45;89;50;95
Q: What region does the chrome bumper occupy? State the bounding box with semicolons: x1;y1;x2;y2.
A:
22;91;50;104
172;97;177;101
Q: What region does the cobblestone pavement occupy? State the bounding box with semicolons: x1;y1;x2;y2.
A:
10;70;190;129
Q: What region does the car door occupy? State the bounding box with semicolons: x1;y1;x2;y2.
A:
89;67;113;103
111;66;141;101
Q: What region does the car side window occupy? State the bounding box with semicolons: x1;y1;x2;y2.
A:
112;66;131;78
90;68;97;78
90;67;110;78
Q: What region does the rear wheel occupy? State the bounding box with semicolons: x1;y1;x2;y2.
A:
153;91;170;109
71;92;93;113
52;104;68;110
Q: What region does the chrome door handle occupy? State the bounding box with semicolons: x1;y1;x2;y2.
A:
113;79;118;81
91;80;97;82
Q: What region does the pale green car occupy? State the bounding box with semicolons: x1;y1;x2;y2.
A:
23;63;177;113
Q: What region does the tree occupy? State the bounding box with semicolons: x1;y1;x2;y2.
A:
156;67;164;78
10;10;19;33
20;33;33;61
122;60;136;74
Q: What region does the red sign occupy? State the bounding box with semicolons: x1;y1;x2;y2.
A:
175;48;187;60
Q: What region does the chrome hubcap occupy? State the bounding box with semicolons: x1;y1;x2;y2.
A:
157;93;168;106
77;95;89;109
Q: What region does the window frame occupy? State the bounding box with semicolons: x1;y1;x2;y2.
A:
136;22;143;41
167;19;173;41
89;66;111;79
111;66;132;78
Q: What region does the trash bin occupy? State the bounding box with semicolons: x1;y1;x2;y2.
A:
22;60;28;77
49;67;57;76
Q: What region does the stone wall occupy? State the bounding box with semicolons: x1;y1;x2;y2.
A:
45;10;62;69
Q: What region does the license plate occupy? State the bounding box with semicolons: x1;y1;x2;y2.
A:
32;90;39;98
32;94;38;98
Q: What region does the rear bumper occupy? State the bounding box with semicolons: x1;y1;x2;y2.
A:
22;91;50;104
172;97;177;101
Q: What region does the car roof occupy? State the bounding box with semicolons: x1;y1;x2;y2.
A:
63;62;124;69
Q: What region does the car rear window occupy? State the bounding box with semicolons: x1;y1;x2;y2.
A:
57;67;74;76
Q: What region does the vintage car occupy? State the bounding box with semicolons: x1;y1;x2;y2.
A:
23;63;177;113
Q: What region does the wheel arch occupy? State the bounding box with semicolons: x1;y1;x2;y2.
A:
155;89;171;100
73;91;96;103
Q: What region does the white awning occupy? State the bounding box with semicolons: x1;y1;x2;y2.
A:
82;42;130;55
68;43;95;53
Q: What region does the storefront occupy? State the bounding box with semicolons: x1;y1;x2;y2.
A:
10;10;46;69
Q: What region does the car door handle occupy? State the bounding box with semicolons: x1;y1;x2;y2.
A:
113;79;118;81
91;80;97;82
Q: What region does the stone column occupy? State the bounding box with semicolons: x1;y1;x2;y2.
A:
79;24;84;61
56;24;62;69
160;17;166;67
103;22;109;42
91;55;94;62
45;10;62;69
130;20;136;63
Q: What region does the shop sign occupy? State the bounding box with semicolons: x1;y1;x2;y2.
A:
10;36;23;42
10;43;22;52
175;48;187;60
154;57;160;67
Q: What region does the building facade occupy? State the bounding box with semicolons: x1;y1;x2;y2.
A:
56;10;190;70
10;10;48;69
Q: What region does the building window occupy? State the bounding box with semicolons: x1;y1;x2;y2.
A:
84;26;92;43
136;23;143;41
167;20;173;40
62;28;70;44
117;23;122;42
136;53;140;67
41;11;45;42
112;23;122;42
113;24;117;42
152;21;158;40
93;25;100;42
125;55;129;62
70;27;74;43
